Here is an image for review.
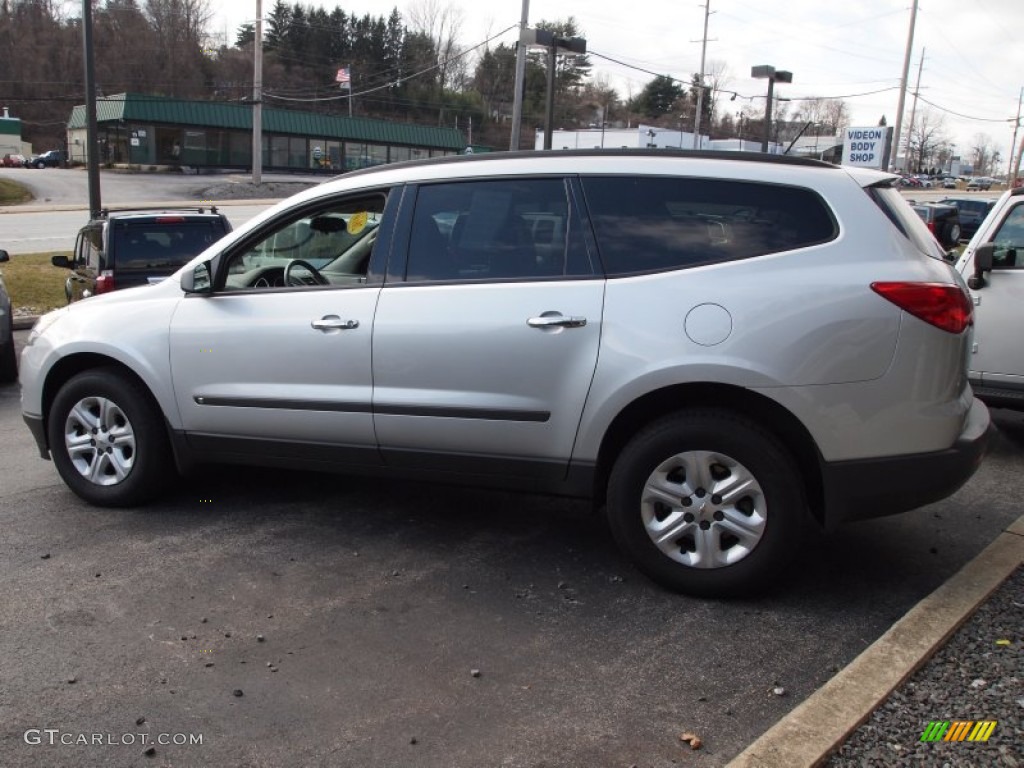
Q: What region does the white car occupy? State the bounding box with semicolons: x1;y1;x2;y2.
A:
957;186;1024;409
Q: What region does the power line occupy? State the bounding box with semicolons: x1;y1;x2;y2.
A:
263;24;516;104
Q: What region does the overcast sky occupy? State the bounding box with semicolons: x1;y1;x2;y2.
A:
215;0;1024;166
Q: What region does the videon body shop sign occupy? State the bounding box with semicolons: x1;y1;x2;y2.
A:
842;126;892;169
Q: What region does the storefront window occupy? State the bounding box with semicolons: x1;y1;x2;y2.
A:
270;136;288;168
289;137;306;168
345;142;369;171
390;146;412;163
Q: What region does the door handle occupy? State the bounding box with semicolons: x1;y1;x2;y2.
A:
311;316;359;331
527;312;587;329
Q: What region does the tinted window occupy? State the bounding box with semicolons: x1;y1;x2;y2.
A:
405;178;591;281
112;221;226;269
867;185;946;260
581;176;837;275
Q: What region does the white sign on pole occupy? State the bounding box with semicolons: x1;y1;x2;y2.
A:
841;126;891;169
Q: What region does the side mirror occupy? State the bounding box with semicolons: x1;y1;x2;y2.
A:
51;254;72;269
967;243;994;290
181;261;212;294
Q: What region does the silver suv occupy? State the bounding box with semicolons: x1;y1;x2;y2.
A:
19;150;990;596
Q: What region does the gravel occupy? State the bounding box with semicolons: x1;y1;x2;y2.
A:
199;180;319;200
827;567;1022;766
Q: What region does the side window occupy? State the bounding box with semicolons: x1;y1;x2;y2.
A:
989;203;1024;269
405;178;591;282
221;194;386;291
581;176;838;276
85;227;102;270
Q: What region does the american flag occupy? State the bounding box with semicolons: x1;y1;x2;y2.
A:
336;68;351;88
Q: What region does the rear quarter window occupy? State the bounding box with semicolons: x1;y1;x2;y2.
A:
580;176;837;276
867;185;946;260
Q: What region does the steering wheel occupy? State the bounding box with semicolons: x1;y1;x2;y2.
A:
284;259;329;287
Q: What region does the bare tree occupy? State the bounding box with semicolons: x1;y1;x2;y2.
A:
907;109;948;172
406;0;466;92
792;98;849;135
144;0;214;97
971;133;1001;176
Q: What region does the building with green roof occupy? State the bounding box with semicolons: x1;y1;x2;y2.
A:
0;107;27;158
67;93;467;171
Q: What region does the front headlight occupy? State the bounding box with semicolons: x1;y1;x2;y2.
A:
25;308;66;347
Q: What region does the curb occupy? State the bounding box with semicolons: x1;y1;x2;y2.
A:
13;315;39;331
726;514;1024;768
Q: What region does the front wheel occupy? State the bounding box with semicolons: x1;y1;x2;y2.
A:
606;409;806;597
47;368;171;506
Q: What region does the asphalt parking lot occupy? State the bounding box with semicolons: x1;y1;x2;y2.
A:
1;326;1022;768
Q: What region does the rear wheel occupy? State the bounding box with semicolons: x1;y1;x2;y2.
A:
607;409;806;597
47;368;170;506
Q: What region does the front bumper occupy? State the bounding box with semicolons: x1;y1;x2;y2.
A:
821;397;991;529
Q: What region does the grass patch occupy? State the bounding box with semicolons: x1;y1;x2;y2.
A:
1;251;69;313
0;177;34;205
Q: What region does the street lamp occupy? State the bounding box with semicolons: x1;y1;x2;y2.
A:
751;65;792;153
523;28;587;150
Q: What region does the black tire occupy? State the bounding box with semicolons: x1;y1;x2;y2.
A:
47;367;171;506
606;409;807;597
0;333;16;383
941;221;962;246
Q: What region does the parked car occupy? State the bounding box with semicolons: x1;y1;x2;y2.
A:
956;186;1024;410
0;250;16;383
942;177;958;189
28;149;64;169
1;153;26;168
967;177;993;191
938;197;997;241
910;202;962;249
19;150;990;597
51;207;233;303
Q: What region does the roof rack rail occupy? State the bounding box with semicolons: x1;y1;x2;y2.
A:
97;204;220;217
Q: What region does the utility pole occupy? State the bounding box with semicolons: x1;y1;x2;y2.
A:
82;0;101;217
509;0;529;150
1007;86;1022;183
905;47;925;172
252;0;263;186
890;0;918;172
692;0;712;150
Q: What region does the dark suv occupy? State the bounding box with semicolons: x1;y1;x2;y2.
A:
30;150;65;168
938;197;997;241
52;207;232;302
910;202;961;249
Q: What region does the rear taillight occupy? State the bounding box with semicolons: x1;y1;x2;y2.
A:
95;270;116;294
871;282;973;334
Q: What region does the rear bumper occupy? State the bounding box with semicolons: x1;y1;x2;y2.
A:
821;397;991;529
